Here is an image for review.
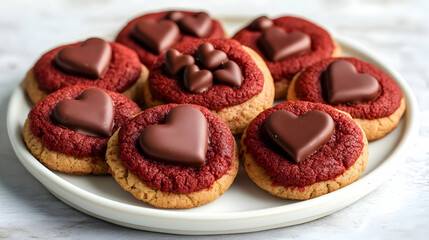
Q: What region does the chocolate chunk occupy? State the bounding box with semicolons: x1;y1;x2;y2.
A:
248;16;273;31
53;88;114;138
323;60;381;105
264;110;334;164
132;19;180;54
196;42;228;70
178;12;213;38
183;64;213;93
258;27;311;62
139;105;208;167
55;38;112;79
164;49;195;75
213;60;243;87
164;11;185;22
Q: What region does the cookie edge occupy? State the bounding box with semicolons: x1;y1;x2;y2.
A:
106;129;240;209
287;71;407;141
23;119;109;175
240;108;369;200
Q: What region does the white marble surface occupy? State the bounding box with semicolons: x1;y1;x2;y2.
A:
1;0;428;239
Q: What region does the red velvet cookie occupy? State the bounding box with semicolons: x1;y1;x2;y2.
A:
287;57;406;141
233;16;340;99
115;10;226;68
144;38;275;134
241;101;368;200
23;85;141;175
25;38;149;104
106;104;239;209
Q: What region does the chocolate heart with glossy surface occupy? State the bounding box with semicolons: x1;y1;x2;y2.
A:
248;16;273;31
164;11;185;22
139;105;208;167
196;42;228;70
164;49;195;75
183;64;213;93
323;60;380;105
213;60;243;87
53;88;114;138
258;27;311;62
264;110;334;164
132;19;180;54
178;12;213;38
55;38;112;79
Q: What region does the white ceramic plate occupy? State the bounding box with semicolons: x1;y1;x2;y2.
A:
7;36;419;235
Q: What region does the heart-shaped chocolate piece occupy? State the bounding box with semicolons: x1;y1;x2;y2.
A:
213;60;243;87
248;16;273;31
164;11;185;22
264;110;334;164
139;105;208;167
183;64;213;93
164;49;195;75
53;88;114;138
55;38;112;79
258;27;311;62
323;60;380;105
178;12;213;38
132;19;180;54
196;42;228;70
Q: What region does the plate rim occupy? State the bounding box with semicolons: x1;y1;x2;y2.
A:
6;35;420;230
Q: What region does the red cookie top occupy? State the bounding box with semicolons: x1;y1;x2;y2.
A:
29;85;141;158
118;104;235;194
244;101;365;188
293;57;403;119
149;39;264;110
33;41;142;94
115;11;225;68
233;16;335;82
